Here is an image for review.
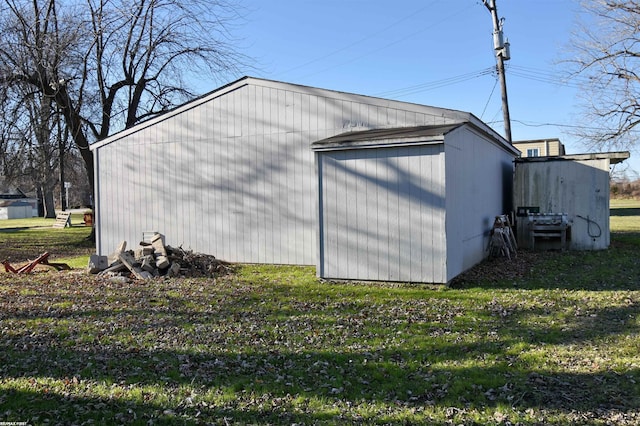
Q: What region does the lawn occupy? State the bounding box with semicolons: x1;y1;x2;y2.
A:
0;217;94;267
0;205;638;425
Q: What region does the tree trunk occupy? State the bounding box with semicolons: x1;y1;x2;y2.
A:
42;185;57;218
54;85;95;205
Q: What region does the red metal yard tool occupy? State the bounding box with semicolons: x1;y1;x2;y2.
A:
2;252;70;273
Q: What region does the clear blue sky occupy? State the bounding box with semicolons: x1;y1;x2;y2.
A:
221;0;638;177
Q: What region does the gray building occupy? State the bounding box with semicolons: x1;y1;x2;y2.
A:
90;77;518;283
0;188;38;219
0;200;33;219
514;152;629;251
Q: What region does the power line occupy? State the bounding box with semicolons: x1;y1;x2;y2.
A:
294;4;471;80
374;67;495;98
481;76;499;119
372;63;586;103
279;1;441;77
495;118;626;133
486;118;573;128
507;65;585;89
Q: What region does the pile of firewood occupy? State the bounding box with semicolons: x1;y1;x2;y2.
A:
88;233;231;279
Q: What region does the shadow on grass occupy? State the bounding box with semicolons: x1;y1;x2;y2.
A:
0;227;94;261
610;207;640;216
1;345;638;424
0;389;350;425
0;227;29;233
1;253;639;425
453;231;640;291
1;287;639;424
0;387;342;425
1;329;639;420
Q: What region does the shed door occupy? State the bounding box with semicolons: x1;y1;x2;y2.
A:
317;145;446;283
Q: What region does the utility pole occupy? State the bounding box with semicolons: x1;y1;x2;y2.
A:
483;0;512;143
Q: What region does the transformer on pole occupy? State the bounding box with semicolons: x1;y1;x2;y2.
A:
483;0;512;143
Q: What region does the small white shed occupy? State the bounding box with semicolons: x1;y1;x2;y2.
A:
0;200;34;220
514;152;629;250
90;77;518;283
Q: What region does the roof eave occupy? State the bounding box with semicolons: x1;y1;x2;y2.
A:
89;76;253;151
516;151;631;165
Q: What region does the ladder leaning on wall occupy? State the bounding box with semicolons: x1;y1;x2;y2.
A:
489;215;517;259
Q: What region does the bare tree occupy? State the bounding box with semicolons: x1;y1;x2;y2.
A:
0;0;247;209
0;87;61;217
568;0;640;150
0;1;78;211
27;93;59;217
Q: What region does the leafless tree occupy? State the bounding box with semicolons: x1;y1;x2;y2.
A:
0;87;61;217
567;0;640;150
0;0;247;213
0;0;83;212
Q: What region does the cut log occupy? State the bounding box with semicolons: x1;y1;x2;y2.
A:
151;234;167;257
134;247;154;259
97;261;128;275
118;252;153;280
108;241;127;266
99;232;231;279
140;255;156;273
88;255;109;274
167;262;182;277
151;233;170;269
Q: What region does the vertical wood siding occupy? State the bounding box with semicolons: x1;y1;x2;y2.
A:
317;145;446;283
95;81;459;264
513;159;610;250
444;126;515;281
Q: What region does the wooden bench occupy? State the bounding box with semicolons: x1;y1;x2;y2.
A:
52;211;71;228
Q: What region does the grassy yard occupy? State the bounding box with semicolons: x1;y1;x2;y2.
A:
0;217;94;268
0;204;638;425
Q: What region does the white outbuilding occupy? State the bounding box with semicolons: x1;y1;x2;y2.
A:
90;77;519;283
514;152;630;251
0;200;33;220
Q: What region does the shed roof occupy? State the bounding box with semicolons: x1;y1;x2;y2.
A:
311;124;463;151
0;188;27;199
0;199;31;207
515;151;630;165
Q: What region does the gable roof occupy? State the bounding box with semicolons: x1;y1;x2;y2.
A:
0;187;28;199
90;76;510;152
